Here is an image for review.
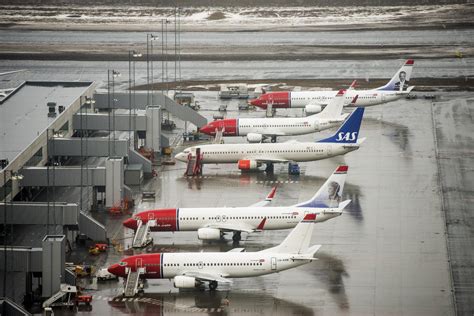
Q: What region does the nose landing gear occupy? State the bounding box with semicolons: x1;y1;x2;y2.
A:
209;281;218;291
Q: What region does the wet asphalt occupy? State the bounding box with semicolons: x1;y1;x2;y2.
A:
52;91;474;315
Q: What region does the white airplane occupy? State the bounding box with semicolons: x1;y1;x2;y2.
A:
199;90;357;143
249;59;415;113
123;165;350;242
108;212;323;291
175;107;365;171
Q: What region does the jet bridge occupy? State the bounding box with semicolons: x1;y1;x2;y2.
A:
94;92;207;128
48;137;129;157
72;112;146;131
0;202;78;226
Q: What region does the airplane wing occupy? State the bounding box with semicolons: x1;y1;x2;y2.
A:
262;132;286;137
252;157;289;163
182;271;232;284
206;221;258;233
227;248;246;252
249;186;277;207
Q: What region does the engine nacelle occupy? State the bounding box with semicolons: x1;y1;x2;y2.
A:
173;276;198;288
197;227;221;240
246;133;263;143
238;159;260;170
305;104;322;115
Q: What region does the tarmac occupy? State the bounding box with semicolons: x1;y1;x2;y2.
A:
49;90;474;315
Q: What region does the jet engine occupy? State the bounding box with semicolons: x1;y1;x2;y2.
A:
246;133;263;143
305;104;322;115
238;159;260;170
197;228;221;240
173;276;199;288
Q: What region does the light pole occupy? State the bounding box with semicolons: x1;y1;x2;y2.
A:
128;50;142;150
147;34;158;106
107;69;120;156
84;96;95;209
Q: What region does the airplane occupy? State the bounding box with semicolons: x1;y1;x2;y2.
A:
108;212;323;291
175;107;365;171
123;165;350;242
249;59;415;113
199;89;357;143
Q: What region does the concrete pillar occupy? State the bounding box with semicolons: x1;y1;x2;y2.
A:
105;157;123;208
42;235;66;298
145;106;162;156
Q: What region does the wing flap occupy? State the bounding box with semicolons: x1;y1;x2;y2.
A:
206;222;255;233
183;271;232;284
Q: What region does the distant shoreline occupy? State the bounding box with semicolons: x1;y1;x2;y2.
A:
134;77;474;92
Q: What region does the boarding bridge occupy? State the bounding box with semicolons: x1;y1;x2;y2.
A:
124;269;144;297
132;220;154;248
48;137;129;157
72;112;146;132
42;284;77;308
94;92;207;128
0;202;78;226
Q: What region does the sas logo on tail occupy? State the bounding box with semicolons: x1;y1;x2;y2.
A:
336;132;358;142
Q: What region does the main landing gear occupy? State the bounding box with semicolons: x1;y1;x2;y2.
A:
271;136;277;143
232;231;241;242
209;281;218;291
265;163;274;174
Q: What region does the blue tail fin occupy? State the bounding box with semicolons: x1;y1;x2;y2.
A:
317;107;364;143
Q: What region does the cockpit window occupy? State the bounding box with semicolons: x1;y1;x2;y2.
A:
119;262;127;266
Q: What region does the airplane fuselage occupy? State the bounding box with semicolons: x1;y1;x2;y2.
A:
109;252;310;279
175;141;360;164
251;89;402;109
124;206;341;231
199;116;345;137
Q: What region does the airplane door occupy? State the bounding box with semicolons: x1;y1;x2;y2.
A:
381;94;386;103
222;215;227;222
148;213;155;221
271;257;277;270
198;261;203;269
216;215;221;222
136;258;143;271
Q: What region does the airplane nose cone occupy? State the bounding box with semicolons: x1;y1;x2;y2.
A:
249;98;266;109
108;263;122;276
199;124;212;135
174;152;187;162
123;218;137;230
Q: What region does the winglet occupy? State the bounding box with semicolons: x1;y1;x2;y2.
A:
265;186;277;201
349;80;357;90
336;89;345;96
256;217;267;230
